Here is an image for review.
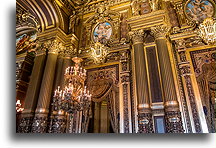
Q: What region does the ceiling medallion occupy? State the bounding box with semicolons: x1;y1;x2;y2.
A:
198;17;216;45
90;42;109;64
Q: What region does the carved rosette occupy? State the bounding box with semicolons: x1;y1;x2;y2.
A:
138;112;154;133
129;29;145;44
165;111;184;133
151;25;171;39
31;114;48;133
17;116;34;133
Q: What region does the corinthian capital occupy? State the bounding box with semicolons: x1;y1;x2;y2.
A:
128;29;145;44
151;25;171;39
43;39;64;54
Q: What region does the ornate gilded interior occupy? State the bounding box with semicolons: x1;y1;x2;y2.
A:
16;0;216;133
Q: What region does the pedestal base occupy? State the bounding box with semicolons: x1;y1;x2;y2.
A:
165;111;184;133
138;113;154;133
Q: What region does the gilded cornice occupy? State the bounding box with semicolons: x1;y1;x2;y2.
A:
127;10;167;31
151;24;171;39
37;28;78;48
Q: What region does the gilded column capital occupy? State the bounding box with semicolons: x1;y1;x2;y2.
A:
151;25;171;39
35;42;46;56
43;39;64;54
64;46;77;58
129;29;145;45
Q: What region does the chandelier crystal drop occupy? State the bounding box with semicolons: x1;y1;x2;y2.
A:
198;17;216;45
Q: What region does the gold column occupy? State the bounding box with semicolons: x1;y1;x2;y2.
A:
129;29;154;133
17;48;46;133
48;47;73;133
31;39;63;133
151;24;184;133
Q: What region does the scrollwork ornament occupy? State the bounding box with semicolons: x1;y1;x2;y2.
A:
90;42;109;64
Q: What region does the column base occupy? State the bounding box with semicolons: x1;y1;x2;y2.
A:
165;111;184;133
138;112;154;133
48;115;66;133
31;113;48;133
17;113;34;133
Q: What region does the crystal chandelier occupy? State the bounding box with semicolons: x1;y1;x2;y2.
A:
16;100;24;113
199;17;216;45
52;57;91;113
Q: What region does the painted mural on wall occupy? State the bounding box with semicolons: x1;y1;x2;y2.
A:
16;32;37;54
93;22;112;44
185;0;215;23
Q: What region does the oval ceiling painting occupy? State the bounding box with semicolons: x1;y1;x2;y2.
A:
93;22;112;44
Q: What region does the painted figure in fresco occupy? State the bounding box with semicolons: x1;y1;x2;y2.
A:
186;0;214;23
93;22;112;44
16;33;38;54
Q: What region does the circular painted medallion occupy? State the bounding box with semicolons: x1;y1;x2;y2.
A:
185;0;215;23
93;22;112;44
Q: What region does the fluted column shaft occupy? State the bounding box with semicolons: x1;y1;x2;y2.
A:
48;47;73;133
129;30;154;133
31;40;63;133
151;25;184;133
18;49;46;133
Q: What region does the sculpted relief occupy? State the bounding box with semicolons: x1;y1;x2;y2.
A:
185;0;215;23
